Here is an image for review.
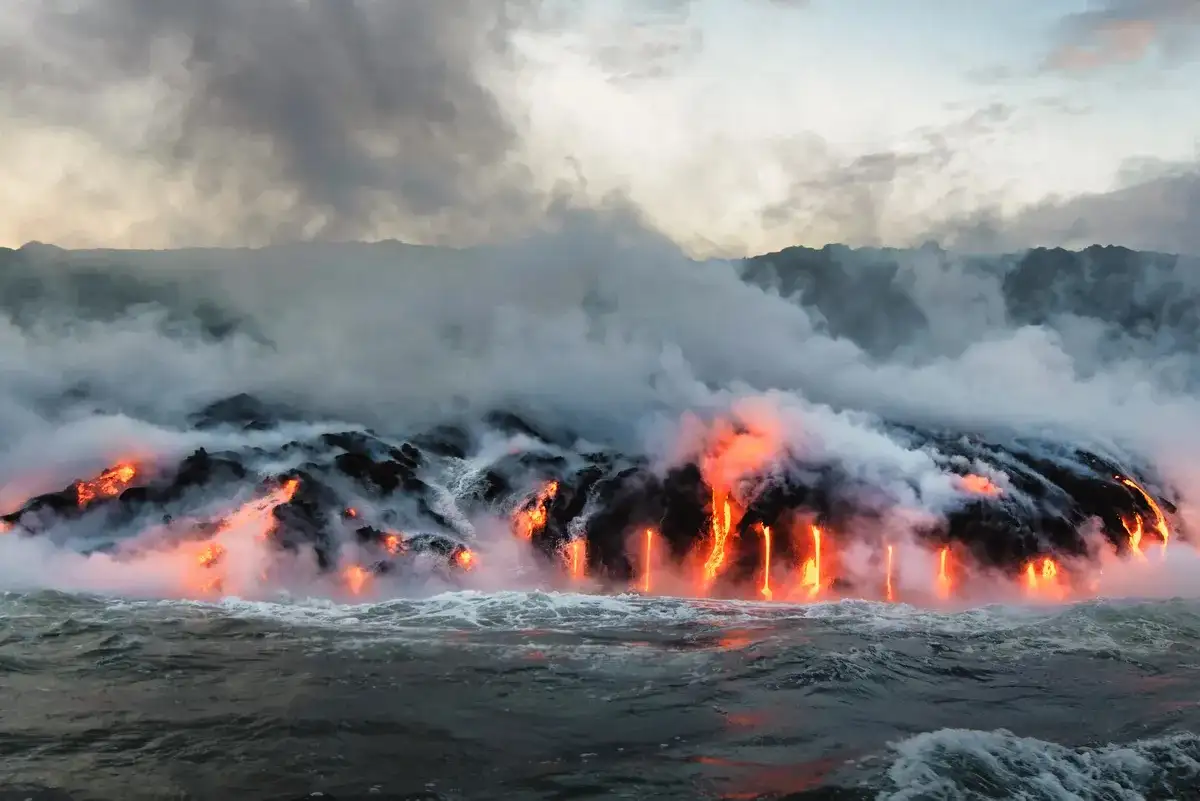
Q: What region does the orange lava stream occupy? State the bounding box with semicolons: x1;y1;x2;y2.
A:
515;481;558;540
384;533;405;555
641;528;654;593
1023;556;1066;600
454;548;477;570
564;538;586;580
885;544;895;602
188;477;301;597
76;463;138;508
799;525;822;598
936;547;952;600
701;491;734;591
343;564;369;595
1118;476;1171;557
760;525;773;601
959;473;1002;496
1122;516;1145;560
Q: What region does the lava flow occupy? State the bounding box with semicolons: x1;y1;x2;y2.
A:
640;528;655;593
1024;557;1067;601
515;481;558;540
563;538;586;581
798;525;823;599
885;544;895;602
760;525;773;600
936;547;952;600
75;462;138;508
1118;475;1171;557
701;492;735;592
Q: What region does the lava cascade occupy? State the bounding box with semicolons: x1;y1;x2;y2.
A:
0;395;1185;605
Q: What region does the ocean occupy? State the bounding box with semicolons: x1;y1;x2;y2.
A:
4;591;1200;800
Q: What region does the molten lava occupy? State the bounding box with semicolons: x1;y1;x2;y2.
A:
564;538;586;581
343;564;369;595
1122;516;1145;560
515;481;558;540
75;462;138;508
959;473;1002;496
1118;476;1171;556
454;548;476;570
641;528;655;593
1024;556;1066;600
936;546;952;600
197;543;225;569
701;491;735;591
799;525;823;598
383;532;405;555
760;525;773;600
885;544;895;602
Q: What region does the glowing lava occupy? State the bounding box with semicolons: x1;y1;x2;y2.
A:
799;525;823;598
701;492;734;591
515;481;558;540
1118;476;1171;557
760;525;773;600
1023;557;1066;600
1122;516;1145;560
959;473;1002;496
454;548;477;570
936;546;952;600
75;462;138;508
197;543;225;568
343;564;369;595
885;544;895;602
383;532;405;555
641;528;655;593
564;538;586;580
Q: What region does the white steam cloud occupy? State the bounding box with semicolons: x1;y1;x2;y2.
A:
0;207;1198;603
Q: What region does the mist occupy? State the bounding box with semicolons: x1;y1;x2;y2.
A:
0;1;1197;605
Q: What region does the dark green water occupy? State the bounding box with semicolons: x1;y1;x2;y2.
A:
3;591;1200;801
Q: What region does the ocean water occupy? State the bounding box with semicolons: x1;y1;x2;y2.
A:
3;590;1199;801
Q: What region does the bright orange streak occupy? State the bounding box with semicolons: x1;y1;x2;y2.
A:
641;528;654;593
184;479;300;597
1118;476;1171;557
75;462;138;507
702;492;734;589
197;543;225;568
936;547;951;599
251;478;301;539
343;565;369;595
800;525;822;598
1122;516;1145;560
760;525;773;600
383;533;404;555
515;481;558;540
1024;557;1064;598
455;549;476;570
885;544;894;602
564;539;586;580
960;474;1002;496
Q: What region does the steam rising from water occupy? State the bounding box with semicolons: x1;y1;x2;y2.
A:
1;228;1199;606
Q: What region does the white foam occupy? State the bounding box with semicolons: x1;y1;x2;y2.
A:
880;728;1200;801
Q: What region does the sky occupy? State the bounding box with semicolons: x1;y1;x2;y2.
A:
0;0;1198;256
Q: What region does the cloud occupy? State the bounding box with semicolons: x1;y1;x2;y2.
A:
0;0;545;245
933;155;1200;255
1045;0;1200;72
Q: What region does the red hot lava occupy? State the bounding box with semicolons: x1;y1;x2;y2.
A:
75;462;138;508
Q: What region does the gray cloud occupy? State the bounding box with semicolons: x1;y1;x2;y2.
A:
1;0;542;242
933;162;1200;256
1045;0;1200;72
